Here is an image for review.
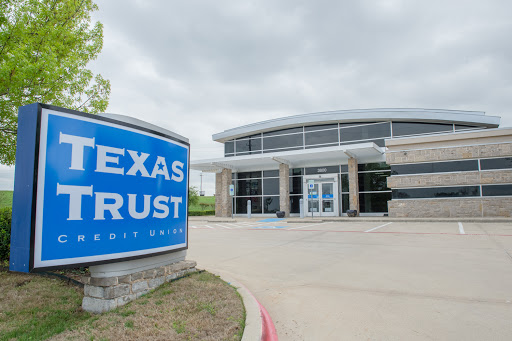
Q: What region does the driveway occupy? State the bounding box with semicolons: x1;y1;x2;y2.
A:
187;218;512;340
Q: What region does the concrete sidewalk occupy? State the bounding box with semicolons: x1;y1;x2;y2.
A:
189;215;512;223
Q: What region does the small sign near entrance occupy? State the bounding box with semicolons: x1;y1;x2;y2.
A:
308;180;314;189
229;184;235;196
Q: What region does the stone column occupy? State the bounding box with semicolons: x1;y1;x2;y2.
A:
348;157;360;215
279;163;290;217
215;168;232;217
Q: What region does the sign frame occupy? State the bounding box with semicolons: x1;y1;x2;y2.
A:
10;103;190;273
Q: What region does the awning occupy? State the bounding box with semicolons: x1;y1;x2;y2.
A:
191;142;385;173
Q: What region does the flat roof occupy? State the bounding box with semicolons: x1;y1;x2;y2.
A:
213;108;501;142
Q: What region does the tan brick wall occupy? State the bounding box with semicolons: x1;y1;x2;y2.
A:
386;143;512;165
387;170;512;189
279;163;290;217
388;198;512;218
215;168;232;217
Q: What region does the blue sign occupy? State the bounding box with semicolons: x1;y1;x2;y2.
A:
10;104;189;272
322;194;334;199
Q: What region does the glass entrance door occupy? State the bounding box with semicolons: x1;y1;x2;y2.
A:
304;177;338;217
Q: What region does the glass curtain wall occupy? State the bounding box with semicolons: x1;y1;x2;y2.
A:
358;163;391;213
225;122;468;157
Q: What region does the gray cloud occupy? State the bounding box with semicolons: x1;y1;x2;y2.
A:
2;0;511;193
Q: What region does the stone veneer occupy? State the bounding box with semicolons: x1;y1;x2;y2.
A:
386;142;512;165
279;163;290;217
348;158;359;214
388;198;512;218
386;130;512;218
387;170;512;188
215;168;232;217
82;260;197;313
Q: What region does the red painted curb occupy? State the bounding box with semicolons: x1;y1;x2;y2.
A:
258;299;278;341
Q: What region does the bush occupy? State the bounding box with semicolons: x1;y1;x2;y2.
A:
188;210;215;216
0;207;12;262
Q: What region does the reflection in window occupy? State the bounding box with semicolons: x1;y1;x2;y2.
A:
480;157;512;171
236;179;262;196
263;134;304;150
392;122;453;137
225;141;234;155
482;184;512;196
290;195;302;213
305;129;338;145
391;160;478;175
263;196;280;213
359;192;391;213
235;197;262;214
358;172;390;192
263;178;279;196
263;127;303;137
236;138;261;153
289;177;303;194
340;122;390;142
392;186;480;199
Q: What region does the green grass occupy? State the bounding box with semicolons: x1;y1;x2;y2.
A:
189;196;215;212
0;191;13;209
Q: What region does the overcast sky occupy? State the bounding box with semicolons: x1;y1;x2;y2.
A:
2;0;512;194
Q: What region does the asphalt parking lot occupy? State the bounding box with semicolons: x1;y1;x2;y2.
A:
187;218;512;341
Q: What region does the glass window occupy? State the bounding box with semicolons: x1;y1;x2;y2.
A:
359;172;390;192
340;122;390;142
263;134;303;150
225;154;234;157
262;146;303;153
263;170;279;177
392;186;480;199
236;179;262;196
235;197;262;214
290;168;304;176
390;160;478;175
305;129;338;145
235;138;261;153
290;195;302;213
305;143;339;149
342;194;349;213
358;162;391;172
392;122;453;137
224;141;234;154
340;165;348;172
263;127;303;137
263;196;280;213
359;192;391;213
263;178;279;195
480;157;512;170
455;125;482;131
482;184;512;197
305;124;338;132
289;177;303;194
341;174;349;192
305;165;340;175
236;171;261;179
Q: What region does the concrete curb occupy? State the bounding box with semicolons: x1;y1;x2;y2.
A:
203;268;278;341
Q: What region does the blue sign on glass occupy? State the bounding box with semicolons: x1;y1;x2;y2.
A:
10;104;189;272
322;194;334;199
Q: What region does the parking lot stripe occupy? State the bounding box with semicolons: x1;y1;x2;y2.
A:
458;222;465;234
287;222;326;230
365;222;393;233
204;225;215;229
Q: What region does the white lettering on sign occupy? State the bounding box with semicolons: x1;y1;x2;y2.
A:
56;132;185;221
59;132;184;182
317;168;327;173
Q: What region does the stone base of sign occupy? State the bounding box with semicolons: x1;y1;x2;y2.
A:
82;260;197;313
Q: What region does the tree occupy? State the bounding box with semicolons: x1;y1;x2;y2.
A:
189;186;200;207
0;0;111;165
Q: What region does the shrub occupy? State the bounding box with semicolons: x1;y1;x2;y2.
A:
188;210;215;216
0;207;12;262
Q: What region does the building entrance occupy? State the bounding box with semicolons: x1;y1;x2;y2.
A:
303;175;339;217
